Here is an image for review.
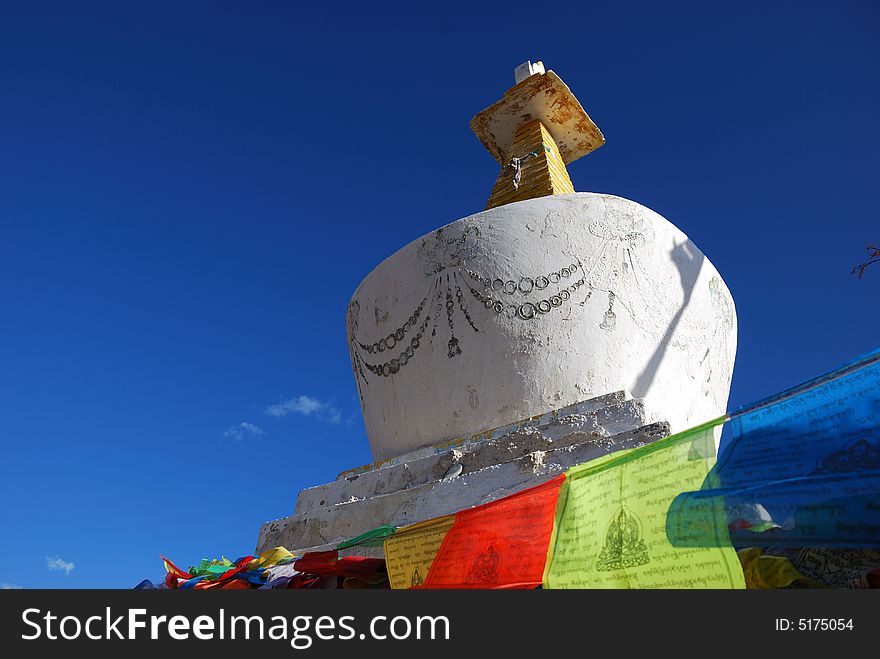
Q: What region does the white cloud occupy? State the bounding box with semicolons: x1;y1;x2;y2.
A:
46;556;75;575
1;583;22;589
266;395;321;417
224;422;264;441
265;395;341;425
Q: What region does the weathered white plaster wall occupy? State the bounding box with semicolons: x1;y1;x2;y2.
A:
347;193;736;460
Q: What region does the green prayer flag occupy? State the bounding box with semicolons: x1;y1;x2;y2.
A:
188;557;236;578
337;525;396;550
543;418;745;589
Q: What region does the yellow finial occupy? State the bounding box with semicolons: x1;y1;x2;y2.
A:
470;62;605;209
485;120;574;209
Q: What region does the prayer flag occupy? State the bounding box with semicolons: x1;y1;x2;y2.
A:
337;525;396;550
668;348;880;548
384;515;455;589
737;548;819;589
543;419;745;588
421;475;565;589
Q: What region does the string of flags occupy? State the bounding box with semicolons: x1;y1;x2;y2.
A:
142;348;880;590
667;348;880;549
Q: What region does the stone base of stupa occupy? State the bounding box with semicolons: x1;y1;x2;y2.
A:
256;391;670;555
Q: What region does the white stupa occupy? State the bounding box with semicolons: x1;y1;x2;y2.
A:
257;62;736;554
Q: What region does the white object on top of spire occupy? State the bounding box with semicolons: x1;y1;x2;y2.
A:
514;60;545;84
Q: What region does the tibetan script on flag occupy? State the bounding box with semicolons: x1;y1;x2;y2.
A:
544;420;744;589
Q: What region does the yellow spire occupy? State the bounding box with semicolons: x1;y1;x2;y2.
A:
470;61;605;210
485;119;574;209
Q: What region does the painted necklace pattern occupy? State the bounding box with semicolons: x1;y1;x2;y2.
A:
348;210;729;385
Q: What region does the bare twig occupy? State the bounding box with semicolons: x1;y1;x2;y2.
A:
852;244;880;279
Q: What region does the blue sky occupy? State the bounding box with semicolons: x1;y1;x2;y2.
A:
0;1;877;588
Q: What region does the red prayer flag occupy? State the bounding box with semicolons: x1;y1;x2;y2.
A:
160;555;192;579
294;551;387;582
420;474;565;589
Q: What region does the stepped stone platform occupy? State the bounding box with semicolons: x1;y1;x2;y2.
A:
256;391;670;555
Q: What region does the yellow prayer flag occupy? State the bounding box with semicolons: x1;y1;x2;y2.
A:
249;546;295;570
738;548;821;589
384;515;455;589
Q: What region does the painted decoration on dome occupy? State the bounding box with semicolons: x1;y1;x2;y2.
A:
347;209;733;385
